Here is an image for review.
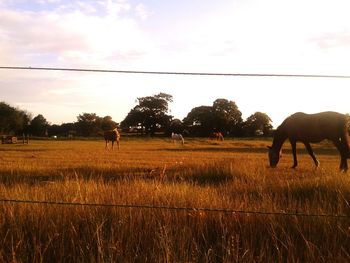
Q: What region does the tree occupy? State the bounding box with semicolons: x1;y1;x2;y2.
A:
121;93;173;136
101;116;118;131
212;99;243;135
48;122;76;137
0;101;31;135
30;114;49;136
76;113;101;136
183;106;214;136
183;99;243;136
75;113;119;137
167;118;185;135
121;108;145;133
243;112;273;136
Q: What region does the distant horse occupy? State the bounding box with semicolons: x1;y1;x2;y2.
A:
104;128;120;150
268;111;350;171
171;132;184;145
209;132;224;141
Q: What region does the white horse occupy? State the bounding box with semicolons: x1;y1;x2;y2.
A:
171;132;184;145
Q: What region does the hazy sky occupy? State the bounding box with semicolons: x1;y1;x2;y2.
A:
1;0;350;127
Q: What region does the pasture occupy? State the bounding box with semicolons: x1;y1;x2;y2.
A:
1;138;350;262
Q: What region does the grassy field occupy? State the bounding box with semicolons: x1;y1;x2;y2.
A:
1;137;350;262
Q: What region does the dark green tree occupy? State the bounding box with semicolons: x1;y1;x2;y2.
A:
183;99;243;136
183;106;213;136
121;93;173;136
30;114;49;136
212;99;243;135
167;118;185;135
0;101;31;135
121;109;145;133
48;122;76;137
243;112;273;136
76;113;101;136
101;116;118;130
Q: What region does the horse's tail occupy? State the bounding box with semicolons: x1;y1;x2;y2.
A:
346;129;350;158
344;115;350;158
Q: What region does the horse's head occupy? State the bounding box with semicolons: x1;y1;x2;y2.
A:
267;146;282;168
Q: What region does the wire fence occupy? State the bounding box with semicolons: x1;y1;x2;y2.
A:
1;65;349;219
1;198;349;219
1;66;350;78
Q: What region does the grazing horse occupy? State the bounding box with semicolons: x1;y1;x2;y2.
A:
268;111;350;171
104;128;120;150
209;132;224;141
171;132;184;145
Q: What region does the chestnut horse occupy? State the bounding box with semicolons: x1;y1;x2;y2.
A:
104;128;120;150
268;111;350;171
209;132;224;141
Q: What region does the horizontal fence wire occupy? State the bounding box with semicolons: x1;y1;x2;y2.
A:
1;66;350;78
1;199;350;219
1;66;349;219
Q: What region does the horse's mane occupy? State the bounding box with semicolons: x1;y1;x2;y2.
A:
271;123;288;149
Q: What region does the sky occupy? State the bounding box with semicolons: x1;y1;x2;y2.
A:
1;0;350;127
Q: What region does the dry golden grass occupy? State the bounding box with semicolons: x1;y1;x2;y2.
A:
1;138;350;262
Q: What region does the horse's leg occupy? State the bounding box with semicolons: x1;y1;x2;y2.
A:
105;140;108;149
111;140;114;150
303;142;319;168
342;155;348;172
290;139;298;168
338;151;348;172
340;143;348;172
332;139;348;171
340;135;349;171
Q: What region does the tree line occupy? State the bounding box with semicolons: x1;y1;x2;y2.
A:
0;93;273;138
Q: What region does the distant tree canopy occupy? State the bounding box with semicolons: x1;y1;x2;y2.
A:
212;99;243;135
1;95;274;138
121;93;173;136
41;113;118;138
0;101;31;135
76;113;118;137
183;106;214;136
76;113;101;137
168;119;185;135
30;114;49;136
243;112;273;136
48;122;76;137
183;99;243;136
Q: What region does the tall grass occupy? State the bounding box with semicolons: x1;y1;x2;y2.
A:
0;138;350;262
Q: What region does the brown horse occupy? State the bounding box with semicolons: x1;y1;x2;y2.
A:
104;128;120;150
268;111;350;171
209;132;224;141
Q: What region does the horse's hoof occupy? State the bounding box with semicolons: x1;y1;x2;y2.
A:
315;161;320;167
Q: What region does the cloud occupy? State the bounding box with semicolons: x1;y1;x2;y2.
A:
135;3;152;20
310;32;350;50
0;1;153;68
1;0;350;125
0;0;158;123
105;0;130;18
